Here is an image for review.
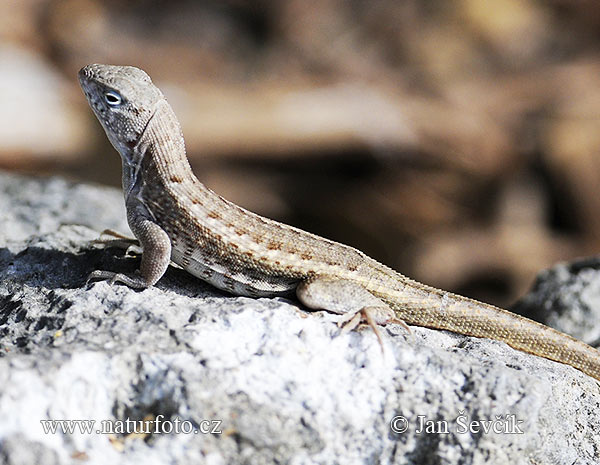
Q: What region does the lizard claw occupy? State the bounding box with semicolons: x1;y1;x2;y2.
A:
86;270;149;289
390;317;412;334
336;307;411;353
86;270;118;286
124;244;143;256
338;307;386;353
338;312;362;333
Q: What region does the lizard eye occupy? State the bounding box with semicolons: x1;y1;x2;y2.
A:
104;91;122;107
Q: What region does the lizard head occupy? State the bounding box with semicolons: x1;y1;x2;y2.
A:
78;64;163;159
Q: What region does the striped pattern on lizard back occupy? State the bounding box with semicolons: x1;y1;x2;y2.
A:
137;100;404;296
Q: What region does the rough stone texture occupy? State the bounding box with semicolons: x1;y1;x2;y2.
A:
0;171;599;465
512;257;600;346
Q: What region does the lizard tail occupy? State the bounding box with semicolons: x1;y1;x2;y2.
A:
384;290;600;381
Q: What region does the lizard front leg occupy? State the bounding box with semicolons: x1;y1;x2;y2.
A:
296;276;409;350
88;204;171;289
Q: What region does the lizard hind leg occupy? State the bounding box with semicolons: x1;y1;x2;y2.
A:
296;276;409;351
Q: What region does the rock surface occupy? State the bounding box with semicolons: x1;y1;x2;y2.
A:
0;171;599;465
512;256;600;346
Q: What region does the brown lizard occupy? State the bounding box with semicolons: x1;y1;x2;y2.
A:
78;63;600;381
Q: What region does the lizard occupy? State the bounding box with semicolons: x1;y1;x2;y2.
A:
78;63;600;381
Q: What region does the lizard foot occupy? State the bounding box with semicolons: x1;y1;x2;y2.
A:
337;306;386;351
86;270;149;289
297;276;410;353
337;306;410;353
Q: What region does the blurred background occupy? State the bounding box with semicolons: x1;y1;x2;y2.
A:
2;0;600;307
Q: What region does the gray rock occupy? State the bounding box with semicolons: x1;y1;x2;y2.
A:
0;171;599;465
512;257;600;345
0;171;128;244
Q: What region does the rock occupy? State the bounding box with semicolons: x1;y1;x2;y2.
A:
0;171;599;465
512;256;600;345
0;171;128;244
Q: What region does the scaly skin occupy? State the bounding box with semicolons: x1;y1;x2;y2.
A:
79;63;600;381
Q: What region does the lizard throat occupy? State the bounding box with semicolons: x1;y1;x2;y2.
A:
120;103;162;197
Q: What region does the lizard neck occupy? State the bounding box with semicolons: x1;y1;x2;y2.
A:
122;98;196;198
142;99;196;183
